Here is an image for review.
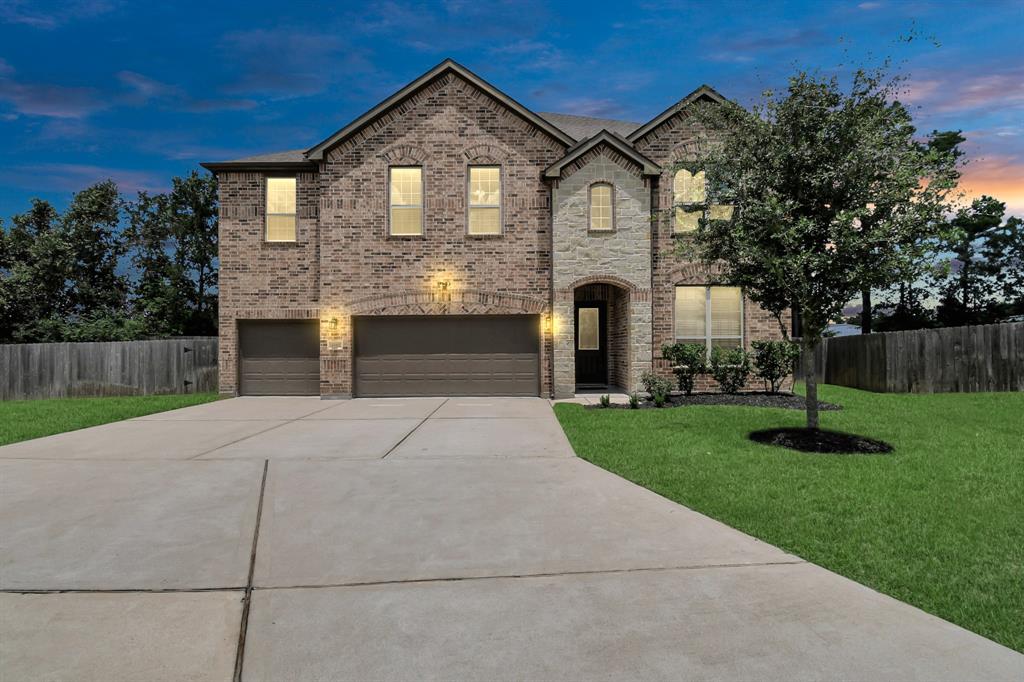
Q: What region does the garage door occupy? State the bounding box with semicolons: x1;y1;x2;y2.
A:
238;320;319;396
354;315;539;397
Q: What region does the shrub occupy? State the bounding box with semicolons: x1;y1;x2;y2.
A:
640;370;673;404
653;392;667;408
628;392;639;409
751;340;801;393
661;342;707;395
599;394;611;408
709;346;751;394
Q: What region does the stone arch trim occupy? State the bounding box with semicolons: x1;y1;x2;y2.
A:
344;289;547;315
378;143;429;165
669;261;728;285
560;145;644;181
462;143;510;164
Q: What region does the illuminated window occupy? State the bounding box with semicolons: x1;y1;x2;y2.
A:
673;169;705;233
675;286;743;351
468;166;501;235
578;307;600;350
265;177;296;241
589;183;613;230
389;167;423;235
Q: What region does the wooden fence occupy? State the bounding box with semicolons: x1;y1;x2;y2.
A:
0;337;218;400
800;323;1024;393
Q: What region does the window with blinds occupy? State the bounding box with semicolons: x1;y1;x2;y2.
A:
674;286;743;351
265;177;297;241
468;166;501;235
389;167;423;235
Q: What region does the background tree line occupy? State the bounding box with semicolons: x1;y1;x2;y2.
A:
0;171;218;343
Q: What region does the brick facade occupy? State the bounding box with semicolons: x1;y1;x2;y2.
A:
210;61;790;398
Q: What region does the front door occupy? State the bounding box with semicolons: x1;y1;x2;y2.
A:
575;302;607;387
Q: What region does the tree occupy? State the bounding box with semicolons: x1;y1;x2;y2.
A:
933;196;1004;326
685;68;958;428
982;215;1023;318
61;180;130;319
127;171;218;336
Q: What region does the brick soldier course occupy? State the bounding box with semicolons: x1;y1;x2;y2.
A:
203;59;787;399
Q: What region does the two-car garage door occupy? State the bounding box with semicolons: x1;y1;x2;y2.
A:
354;315;540;397
238;315;540;397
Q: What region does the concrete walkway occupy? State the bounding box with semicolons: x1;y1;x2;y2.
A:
1;397;1020;680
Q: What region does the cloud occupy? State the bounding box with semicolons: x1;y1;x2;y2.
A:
116;70;256;111
857;1;883;9
718;27;829;54
902;65;1024;114
551;97;627;118
489;39;567;71
0;70;106;118
0;0;116;29
958;155;1024;218
0;163;167;194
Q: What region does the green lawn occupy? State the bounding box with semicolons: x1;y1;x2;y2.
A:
0;393;221;447
554;385;1024;653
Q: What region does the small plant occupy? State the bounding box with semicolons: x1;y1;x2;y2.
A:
661;342;707;395
599;394;611;408
640;370;673;404
710;346;751;394
628;392;639;409
751;340;801;393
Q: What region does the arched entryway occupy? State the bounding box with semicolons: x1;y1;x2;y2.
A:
552;277;651;398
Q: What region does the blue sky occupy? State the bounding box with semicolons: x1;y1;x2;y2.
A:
1;0;1022;219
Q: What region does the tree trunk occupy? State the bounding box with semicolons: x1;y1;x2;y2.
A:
802;336;819;429
861;289;872;334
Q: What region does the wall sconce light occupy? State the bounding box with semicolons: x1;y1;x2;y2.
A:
328;317;338;331
437;280;450;292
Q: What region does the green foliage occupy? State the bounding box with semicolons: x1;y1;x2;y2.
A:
628;392;639;409
750;340;800;393
652;392;667;408
685;66;959;425
661;342;707;395
1;172;219;342
599;394;611;408
640;370;673;404
932;196;1005;326
709;346;751;394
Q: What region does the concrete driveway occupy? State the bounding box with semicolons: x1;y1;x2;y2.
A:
1;397;1020;681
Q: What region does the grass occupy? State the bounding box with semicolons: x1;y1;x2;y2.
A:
0;392;221;447
554;385;1024;653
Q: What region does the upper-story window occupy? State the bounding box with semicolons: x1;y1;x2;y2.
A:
468;166;501;235
265;177;297;242
589;183;614;231
389;167;423;236
673;169;705;233
675;286;743;351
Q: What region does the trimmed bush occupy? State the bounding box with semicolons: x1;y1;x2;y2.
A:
640;370;673;404
751;339;801;393
599;394;611;408
710;347;751;394
661;342;707;395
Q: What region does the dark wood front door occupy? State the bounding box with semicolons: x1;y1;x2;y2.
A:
575;302;607;386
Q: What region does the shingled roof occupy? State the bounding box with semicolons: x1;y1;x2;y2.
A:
538;113;641;141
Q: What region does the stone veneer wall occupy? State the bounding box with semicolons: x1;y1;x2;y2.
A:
551;148;653;397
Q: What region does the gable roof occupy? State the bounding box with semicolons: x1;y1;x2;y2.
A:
538;112;640;141
626;84;729;143
543;130;660;179
200;149;314;172
304;59;575;160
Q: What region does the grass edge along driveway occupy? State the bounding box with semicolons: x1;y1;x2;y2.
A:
0;393;220;447
554;385;1024;654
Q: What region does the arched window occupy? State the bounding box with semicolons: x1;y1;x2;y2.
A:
672;169;705;233
589;183;613;231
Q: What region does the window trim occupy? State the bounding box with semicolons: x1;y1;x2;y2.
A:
264;175;297;243
588;181;615;232
388;165;424;237
466;164;503;236
673;285;744;354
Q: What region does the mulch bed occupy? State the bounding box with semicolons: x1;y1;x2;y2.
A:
749;427;894;454
587;392;842;411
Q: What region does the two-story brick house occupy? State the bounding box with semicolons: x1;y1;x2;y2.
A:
202;59;787;399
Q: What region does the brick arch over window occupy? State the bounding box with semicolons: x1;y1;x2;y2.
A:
378;144;429;165
345;289;547;316
669;262;728;286
462;143;511;164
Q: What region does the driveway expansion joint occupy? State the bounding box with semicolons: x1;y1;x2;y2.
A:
380;398;449;459
252;559;810;592
188;401;340;459
233;458;268;682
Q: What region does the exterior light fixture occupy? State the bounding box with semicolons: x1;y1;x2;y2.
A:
329;317;338;331
438;280;450;292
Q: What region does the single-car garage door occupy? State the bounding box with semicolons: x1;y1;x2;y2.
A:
238;320;320;396
354;315;539;397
